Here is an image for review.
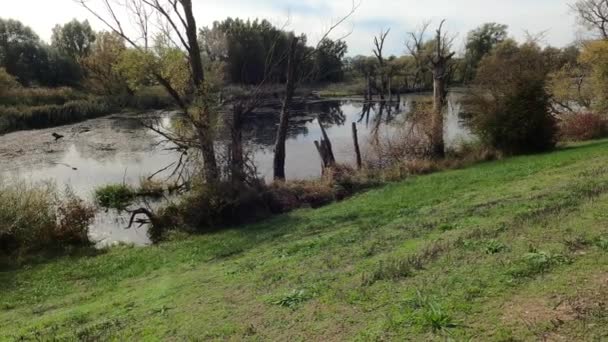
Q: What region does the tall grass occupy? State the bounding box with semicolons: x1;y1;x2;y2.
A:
0;181;95;261
0;86;174;134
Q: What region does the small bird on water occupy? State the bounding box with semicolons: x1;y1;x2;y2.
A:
52;133;64;141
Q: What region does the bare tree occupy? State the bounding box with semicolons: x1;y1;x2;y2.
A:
571;0;608;39
273;2;359;181
373;29;390;100
429;20;455;158
407;20;455;159
406;21;431;91
273;36;299;181
76;0;220;182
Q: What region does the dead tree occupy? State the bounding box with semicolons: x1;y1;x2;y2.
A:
272;2;359;181
352;123;362;169
407;20;454;159
273;36;299;181
373;29;390;101
429;20;455;159
571;0;608;39
77;0;220;182
406;22;431;92
314;121;336;171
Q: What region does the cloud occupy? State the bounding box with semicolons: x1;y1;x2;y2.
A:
3;0;579;56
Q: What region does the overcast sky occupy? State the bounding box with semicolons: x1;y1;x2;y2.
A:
3;0;580;56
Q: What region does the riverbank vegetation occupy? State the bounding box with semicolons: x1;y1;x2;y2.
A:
2;138;608;340
0;182;95;265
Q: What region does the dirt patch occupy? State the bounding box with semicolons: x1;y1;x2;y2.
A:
502;272;608;340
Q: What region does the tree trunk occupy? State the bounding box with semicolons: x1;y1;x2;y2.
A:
273;37;299;181
352;123;362;169
182;0;219;182
431;65;446;159
230;104;245;185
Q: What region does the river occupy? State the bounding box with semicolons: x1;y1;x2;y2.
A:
0;92;472;246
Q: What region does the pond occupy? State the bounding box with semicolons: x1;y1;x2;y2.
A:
0;92;472;246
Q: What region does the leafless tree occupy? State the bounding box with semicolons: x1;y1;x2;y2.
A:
373;29;390;100
406;20;455;159
571;0;608;39
429;20;455;158
273;1;359;180
406;21;431;91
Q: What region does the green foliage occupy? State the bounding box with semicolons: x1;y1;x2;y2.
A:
468;41;557;154
51;19;96;60
313;39;348;82
94;184;136;211
484;240;508;254
0;18;46;86
81;31;131;95
463;23;509;83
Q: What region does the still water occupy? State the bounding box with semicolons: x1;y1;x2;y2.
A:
0;92;472;246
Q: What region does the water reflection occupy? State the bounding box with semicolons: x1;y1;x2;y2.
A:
0;93;472;245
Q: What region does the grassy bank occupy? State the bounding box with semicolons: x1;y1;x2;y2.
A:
2;140;608;340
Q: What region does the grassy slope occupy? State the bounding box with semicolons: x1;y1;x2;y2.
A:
2;141;608;341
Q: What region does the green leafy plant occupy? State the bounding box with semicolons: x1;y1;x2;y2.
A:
484;240;508;254
272;290;311;309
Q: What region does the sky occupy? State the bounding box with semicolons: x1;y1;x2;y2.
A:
2;0;580;56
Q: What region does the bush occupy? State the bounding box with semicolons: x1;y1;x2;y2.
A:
559;112;607;141
467;41;557;154
55;189;96;246
177;182;272;232
0;68;20;96
0;181;95;258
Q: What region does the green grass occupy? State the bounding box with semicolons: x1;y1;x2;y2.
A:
3;140;608;340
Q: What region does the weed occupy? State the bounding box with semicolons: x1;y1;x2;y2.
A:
594;237;608;251
510;250;571;278
485;240;508;254
363;258;413;285
272;290;312;309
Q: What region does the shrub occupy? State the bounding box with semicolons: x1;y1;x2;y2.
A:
467;41;557;154
559;112;607;141
178;182;272;232
94;184;136;211
55;189;96;246
0;68;20;96
0;181;95;257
